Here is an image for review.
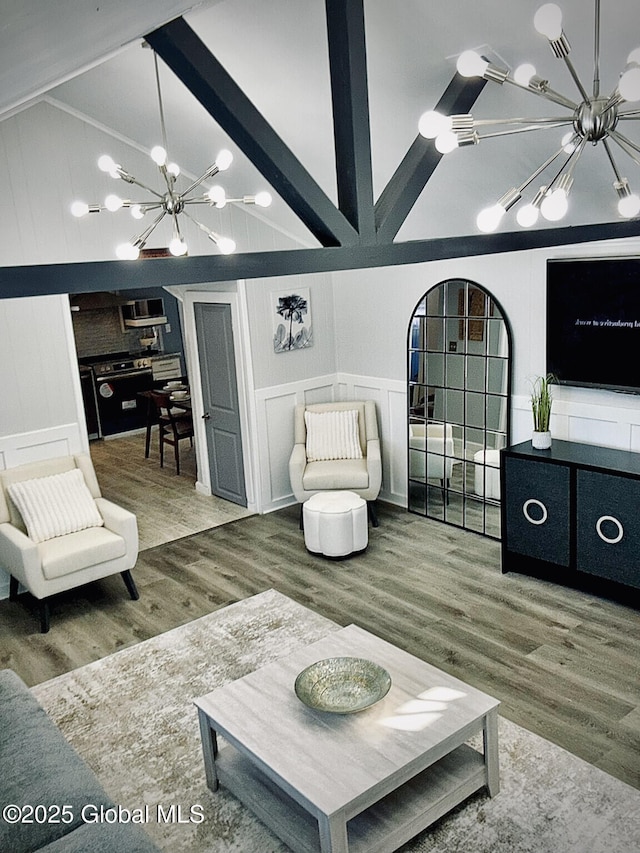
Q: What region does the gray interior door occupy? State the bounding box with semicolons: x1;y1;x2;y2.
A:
194;302;247;506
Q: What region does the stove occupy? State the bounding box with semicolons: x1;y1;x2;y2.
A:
79;352;155;436
79;350;157;377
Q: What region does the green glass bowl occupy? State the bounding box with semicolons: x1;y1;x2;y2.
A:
294;656;392;714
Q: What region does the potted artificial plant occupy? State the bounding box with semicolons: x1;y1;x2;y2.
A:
530;374;554;449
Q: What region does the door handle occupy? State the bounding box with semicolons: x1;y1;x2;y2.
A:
202;412;211;420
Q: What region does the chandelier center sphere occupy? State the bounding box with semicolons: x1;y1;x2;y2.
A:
163;192;184;215
572;98;618;142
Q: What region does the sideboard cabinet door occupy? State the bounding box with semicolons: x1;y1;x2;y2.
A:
504;456;571;566
576;470;640;589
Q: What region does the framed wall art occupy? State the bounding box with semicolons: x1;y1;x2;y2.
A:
272;287;313;352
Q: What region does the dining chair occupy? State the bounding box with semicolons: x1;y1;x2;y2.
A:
148;391;194;475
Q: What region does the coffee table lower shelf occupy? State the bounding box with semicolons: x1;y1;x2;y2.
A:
217;741;487;853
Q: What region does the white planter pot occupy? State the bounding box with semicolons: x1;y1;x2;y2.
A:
532;430;552;450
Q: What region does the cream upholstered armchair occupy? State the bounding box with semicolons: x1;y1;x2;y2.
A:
0;453;140;633
289;400;382;526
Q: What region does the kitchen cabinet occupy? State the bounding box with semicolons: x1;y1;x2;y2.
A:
501;439;640;599
151;353;182;382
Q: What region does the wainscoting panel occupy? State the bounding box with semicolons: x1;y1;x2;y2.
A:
0;424;86;471
512;393;640;452
254;375;337;512
337;374;407;508
261;391;298;506
0;424;88;599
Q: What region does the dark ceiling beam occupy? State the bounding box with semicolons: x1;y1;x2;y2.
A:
375;74;487;242
325;0;375;242
3;220;639;300
145;18;358;248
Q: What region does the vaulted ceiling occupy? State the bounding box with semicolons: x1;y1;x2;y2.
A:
1;0;639;296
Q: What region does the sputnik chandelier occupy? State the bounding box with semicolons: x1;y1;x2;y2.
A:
71;48;272;258
418;0;640;232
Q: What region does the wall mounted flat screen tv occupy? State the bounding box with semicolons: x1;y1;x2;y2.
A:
547;257;640;393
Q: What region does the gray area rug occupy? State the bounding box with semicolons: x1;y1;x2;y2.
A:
32;589;640;852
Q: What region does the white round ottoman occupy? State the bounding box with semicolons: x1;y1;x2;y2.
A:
473;449;501;499
303;491;368;558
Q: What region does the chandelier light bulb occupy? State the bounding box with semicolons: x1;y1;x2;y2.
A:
217;236;236;255
254;191;273;208
534;3;563;40
619;67;640;102
627;47;640;66
70;201;89;218
98;154;116;173
131;204;144;220
418;110;450;139
169;237;188;256
206;185;226;207
476;204;505;233
435;130;459;154
215;149;233;171
561;131;578;153
105;194;124;212
150;145;167;166
167;162;180;177
115;242;140;260
514;63;537;87
618;192;640;218
456;50;489;78
516;203;540;227
540;188;569;220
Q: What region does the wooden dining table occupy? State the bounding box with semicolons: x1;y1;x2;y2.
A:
139;388;192;458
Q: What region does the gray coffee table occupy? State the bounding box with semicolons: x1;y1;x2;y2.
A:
195;624;500;853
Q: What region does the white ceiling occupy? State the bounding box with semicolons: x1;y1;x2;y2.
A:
2;0;639;246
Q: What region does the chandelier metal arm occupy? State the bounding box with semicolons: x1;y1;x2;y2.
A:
180;165;220;198
180;208;230;250
472;116;574;127
609;130;640;167
561;55;590;104
602;138;625;182
131;210;167;249
476;121;572;142
514;144;572;195
505;77;577;110
117;173;166;200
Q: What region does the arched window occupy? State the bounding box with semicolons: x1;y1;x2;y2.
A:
407;279;512;538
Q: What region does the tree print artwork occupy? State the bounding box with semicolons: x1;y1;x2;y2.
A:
273;288;313;352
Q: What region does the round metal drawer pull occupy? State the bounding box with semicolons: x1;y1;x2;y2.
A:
596;515;623;545
523;498;547;526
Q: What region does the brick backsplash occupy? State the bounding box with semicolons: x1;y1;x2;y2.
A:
72;307;142;357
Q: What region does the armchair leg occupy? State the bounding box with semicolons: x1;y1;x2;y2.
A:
121;570;140;601
368;501;380;528
9;575;19;601
39;600;50;634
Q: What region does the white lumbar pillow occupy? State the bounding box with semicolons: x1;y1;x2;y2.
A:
8;468;104;544
305;409;363;462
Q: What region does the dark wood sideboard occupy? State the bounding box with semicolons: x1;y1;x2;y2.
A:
500;438;640;603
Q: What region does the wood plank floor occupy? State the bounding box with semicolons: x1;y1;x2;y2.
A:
89;432;252;549
1;436;639;792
